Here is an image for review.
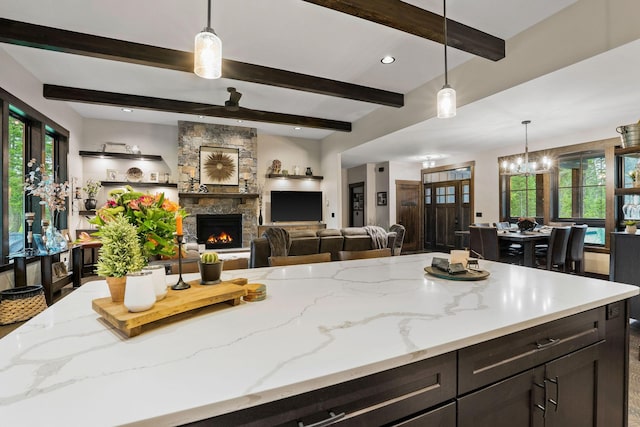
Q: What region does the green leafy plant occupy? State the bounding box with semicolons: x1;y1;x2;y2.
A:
200;251;220;264
90;186;186;258
624;220;637;226
82;178;102;198
95;214;145;277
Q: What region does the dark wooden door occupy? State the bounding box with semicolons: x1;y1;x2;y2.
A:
424;179;470;251
349;182;364;227
458;368;543;427
544;343;603;427
396;180;422;252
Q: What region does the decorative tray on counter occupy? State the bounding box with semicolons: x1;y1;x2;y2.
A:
424;266;490;281
92;278;248;337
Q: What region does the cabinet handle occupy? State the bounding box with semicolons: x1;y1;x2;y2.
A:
547;376;559;411
535;337;560;349
297;411;346;427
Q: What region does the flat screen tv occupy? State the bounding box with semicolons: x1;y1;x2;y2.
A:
271;191;323;222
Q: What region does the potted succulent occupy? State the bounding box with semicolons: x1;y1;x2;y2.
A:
624;220;637;234
95;214;145;302
82;178;102;210
198;251;223;285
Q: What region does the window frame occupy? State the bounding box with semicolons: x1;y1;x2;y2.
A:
0;86;69;266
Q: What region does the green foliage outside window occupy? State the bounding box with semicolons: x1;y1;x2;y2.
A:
509;175;537;218
8;117;25;235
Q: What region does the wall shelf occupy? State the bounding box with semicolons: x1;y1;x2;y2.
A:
267;174;323;180
79;150;163;161
100;181;177;188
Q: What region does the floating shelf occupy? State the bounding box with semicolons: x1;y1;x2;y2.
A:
79;150;163;161
267;174;323;180
614;187;640;195
79;210;96;216
101;181;178;188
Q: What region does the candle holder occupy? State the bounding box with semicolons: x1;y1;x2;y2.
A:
171;234;190;290
25;213;35;255
189;176;197;193
41;219;50;254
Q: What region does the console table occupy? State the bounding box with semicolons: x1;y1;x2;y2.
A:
12;250;74;305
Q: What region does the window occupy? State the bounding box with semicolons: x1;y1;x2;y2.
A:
0;87;69;264
8;114;26;254
508;175;537;218
556;152;606;245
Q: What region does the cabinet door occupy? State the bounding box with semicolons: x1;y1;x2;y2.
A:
391;401;456;426
544;342;603;427
458;369;544;427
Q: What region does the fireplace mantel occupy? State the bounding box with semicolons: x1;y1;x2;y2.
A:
179;193;259;203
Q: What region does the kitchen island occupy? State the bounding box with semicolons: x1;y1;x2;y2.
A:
0;253;637;426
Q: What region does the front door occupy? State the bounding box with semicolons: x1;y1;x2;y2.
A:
396;180;422;252
424;179;470;251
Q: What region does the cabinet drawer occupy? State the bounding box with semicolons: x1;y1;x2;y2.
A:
192;352;456;427
458;307;605;394
392;401;456;427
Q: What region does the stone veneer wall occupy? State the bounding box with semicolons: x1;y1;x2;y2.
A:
178;121;258;248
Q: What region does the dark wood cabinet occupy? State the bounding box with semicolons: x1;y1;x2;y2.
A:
610;232;640;319
185;305;628;426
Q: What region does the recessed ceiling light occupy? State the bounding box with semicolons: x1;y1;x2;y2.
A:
199;115;205;119
294;127;302;131
381;56;395;64
121;108;133;113
237;120;243;123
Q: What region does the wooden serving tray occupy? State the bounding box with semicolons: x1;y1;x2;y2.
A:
424;266;490;281
92;278;248;337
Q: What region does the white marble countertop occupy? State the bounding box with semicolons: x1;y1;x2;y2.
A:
0;253;637;426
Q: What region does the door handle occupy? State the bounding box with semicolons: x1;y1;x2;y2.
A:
535;337;559;349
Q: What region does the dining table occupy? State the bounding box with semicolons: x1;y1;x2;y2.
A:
498;229;551;267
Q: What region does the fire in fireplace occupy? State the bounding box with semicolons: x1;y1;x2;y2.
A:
197;214;242;250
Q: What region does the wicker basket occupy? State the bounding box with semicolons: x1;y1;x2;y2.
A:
0;285;48;325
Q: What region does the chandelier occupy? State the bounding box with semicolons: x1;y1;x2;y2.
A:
500;120;552;176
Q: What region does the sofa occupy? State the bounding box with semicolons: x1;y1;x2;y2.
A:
249;225;405;268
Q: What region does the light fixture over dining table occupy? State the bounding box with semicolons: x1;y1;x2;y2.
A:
436;0;456;118
500;120;552;177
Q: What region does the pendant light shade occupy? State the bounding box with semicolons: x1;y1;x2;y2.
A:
437;85;456;118
194;0;222;79
437;0;456;118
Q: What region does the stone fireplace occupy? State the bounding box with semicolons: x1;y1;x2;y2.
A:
177;122;259;249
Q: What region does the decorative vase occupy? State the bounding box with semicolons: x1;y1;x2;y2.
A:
198;261;223;285
84;198;97;210
142;265;168;301
124;271;155;312
626;225;637;234
106;276;127;302
305;167;313;176
258;209;263;225
45;225;68;252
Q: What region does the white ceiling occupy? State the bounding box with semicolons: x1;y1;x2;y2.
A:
1;0;599;164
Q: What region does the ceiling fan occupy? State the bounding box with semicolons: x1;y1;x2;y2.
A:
225;87;242;111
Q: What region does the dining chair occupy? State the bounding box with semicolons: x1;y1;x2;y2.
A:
222;257;249;271
268;252;332;266
469;226;484;259
338;248;392;261
538;226;571;271
389;224;406;255
564;225;588;275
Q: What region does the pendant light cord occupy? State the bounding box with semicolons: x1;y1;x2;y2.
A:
207;0;212;30
443;0;448;86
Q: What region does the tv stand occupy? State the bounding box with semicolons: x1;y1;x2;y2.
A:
258;223;326;236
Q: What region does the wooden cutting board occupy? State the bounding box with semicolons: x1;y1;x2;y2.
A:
92;277;248;337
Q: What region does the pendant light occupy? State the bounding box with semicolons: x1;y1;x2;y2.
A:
194;0;222;79
437;0;456;118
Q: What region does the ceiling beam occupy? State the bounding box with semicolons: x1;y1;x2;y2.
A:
43;85;352;132
0;17;403;108
302;0;505;61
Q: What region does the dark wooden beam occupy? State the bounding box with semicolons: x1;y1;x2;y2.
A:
302;0;505;61
0;18;402;108
43;85;352;132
